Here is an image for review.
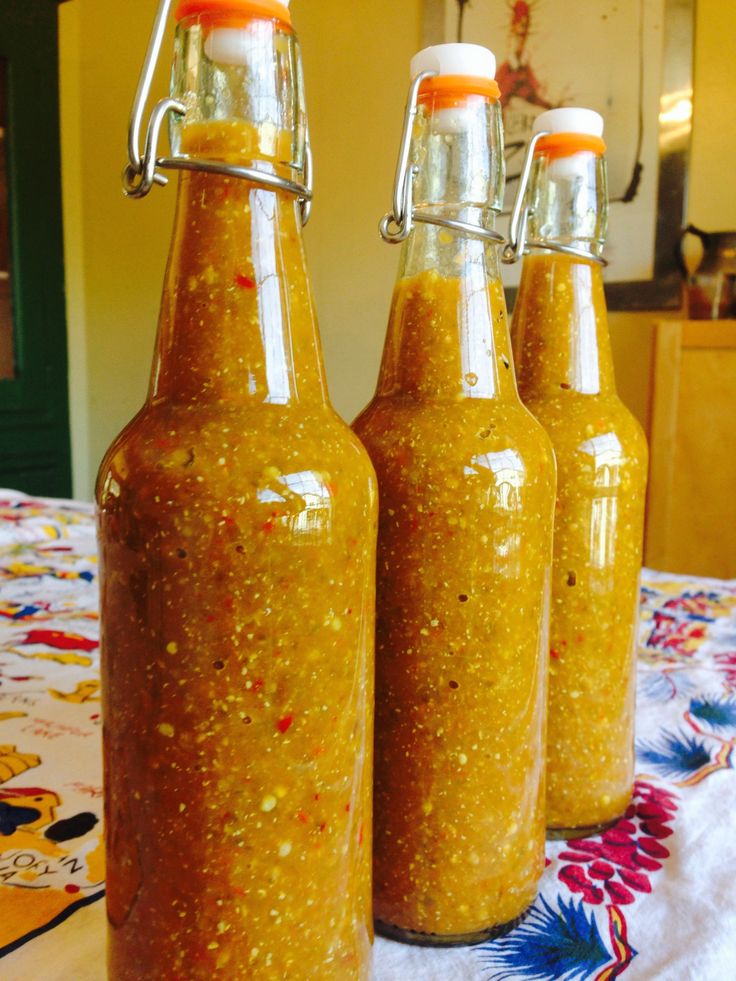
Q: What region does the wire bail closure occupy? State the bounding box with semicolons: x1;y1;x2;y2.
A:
122;0;313;225
379;72;505;247
502;130;607;266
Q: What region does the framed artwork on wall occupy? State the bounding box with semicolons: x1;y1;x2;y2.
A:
422;0;694;309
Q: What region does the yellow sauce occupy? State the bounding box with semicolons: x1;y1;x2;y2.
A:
354;265;555;940
511;252;648;835
97;121;377;979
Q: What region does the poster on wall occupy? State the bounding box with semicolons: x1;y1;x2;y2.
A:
423;0;694;309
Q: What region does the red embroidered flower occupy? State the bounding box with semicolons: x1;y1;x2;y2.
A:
556;780;678;905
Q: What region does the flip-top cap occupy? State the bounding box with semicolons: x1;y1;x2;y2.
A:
411;43;496;81
533;107;604;138
176;0;292;27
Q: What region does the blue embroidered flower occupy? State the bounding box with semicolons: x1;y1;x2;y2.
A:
637;729;712;779
689;695;736;732
477;895;615;981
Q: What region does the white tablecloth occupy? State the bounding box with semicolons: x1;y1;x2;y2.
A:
0;490;734;980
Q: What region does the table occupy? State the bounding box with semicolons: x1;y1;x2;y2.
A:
0;490;734;981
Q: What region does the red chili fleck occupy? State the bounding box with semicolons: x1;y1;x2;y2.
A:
206;614;217;623
251;678;264;693
64;884;81;894
297;810;309;824
223;597;234;611
155;438;175;450
358;823;364;845
550;648;560;660
318;822;326;832
276;715;293;734
313;793;320;801
262;520;275;533
344;803;351;813
235;273;256;290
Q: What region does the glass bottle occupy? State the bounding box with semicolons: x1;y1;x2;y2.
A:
509;108;648;838
97;2;377;978
353;43;556;945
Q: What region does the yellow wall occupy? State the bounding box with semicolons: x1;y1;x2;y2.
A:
59;0;735;498
60;0;177;497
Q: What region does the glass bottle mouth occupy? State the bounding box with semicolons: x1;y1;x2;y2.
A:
417;75;502;109
533;133;606;159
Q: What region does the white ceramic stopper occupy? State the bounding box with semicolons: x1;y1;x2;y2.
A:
411;43;496;135
411;42;496;81
533;107;604;138
533;107;604;181
204;2;291;66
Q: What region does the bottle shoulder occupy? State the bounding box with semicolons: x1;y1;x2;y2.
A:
522;393;648;472
96;402;377;513
353;394;556;480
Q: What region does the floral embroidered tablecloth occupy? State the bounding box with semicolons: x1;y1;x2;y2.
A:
0;489;734;981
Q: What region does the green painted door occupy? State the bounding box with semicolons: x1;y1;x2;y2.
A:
0;0;71;497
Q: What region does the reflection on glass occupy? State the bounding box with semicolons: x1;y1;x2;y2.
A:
579;431;623;570
0;59;14;381
257;468;333;539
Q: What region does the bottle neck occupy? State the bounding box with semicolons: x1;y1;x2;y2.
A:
376;94;517;403
512;252;616;398
527;149;607;256
151;122;326;408
512;148;614;398
150;14;326;409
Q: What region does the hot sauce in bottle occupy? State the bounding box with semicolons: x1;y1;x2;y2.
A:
97;2;377;977
353;43;556;945
508;108;648;838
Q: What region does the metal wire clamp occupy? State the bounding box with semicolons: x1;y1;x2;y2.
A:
379;72;505;247
122;0;313;225
502;130;607;266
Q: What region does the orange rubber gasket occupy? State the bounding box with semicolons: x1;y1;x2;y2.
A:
175;0;292;27
418;75;501;105
534;133;606;159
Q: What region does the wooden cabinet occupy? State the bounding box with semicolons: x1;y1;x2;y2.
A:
645;320;736;578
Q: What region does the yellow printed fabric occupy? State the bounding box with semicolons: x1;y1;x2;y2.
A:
0;491;103;968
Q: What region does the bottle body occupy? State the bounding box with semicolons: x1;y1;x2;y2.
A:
511;252;647;835
355;227;555;940
98;87;376;981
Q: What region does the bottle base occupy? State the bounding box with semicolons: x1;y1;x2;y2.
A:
546;813;621;841
375;904;532;948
